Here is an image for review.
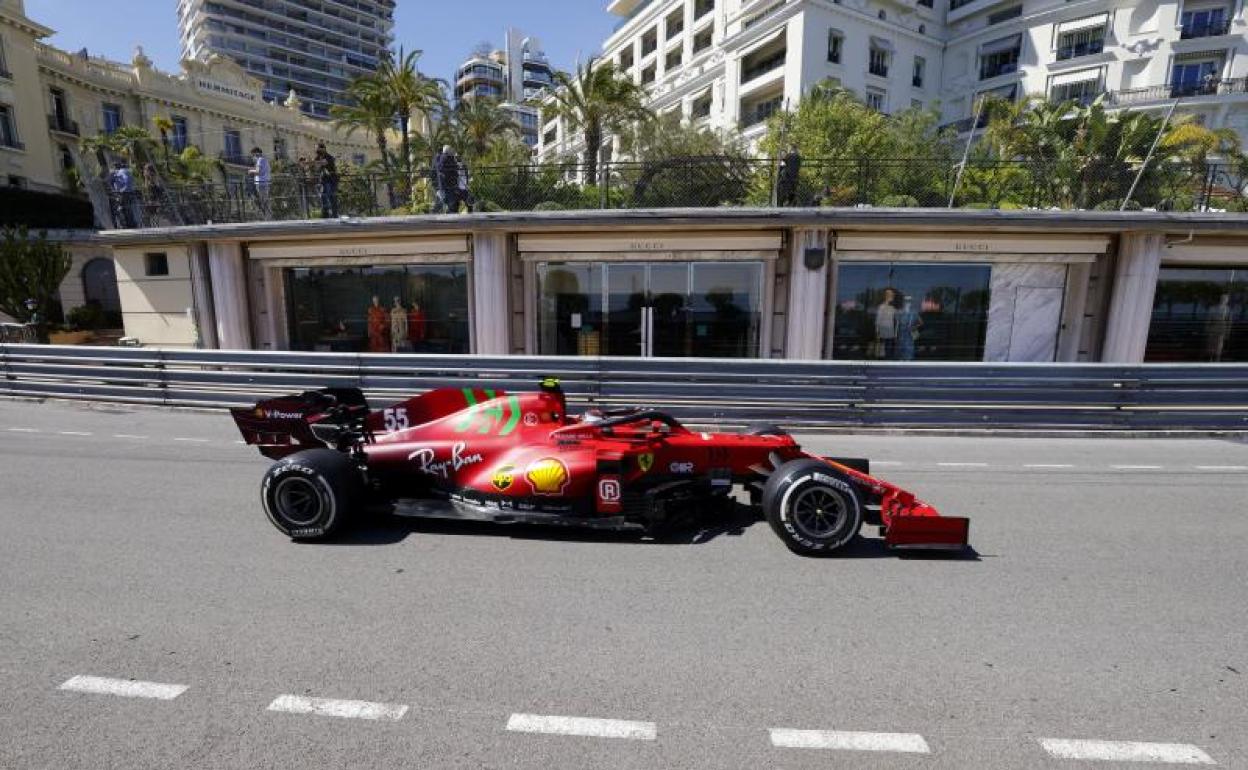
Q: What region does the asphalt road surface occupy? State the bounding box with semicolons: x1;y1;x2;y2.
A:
1;398;1246;769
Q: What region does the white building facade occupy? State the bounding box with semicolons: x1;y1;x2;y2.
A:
176;0;396;119
539;0;1248;161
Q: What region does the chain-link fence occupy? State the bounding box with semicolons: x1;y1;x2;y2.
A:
92;156;1248;229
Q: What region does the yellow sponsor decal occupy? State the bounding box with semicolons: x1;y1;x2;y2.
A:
491;465;515;492
525;457;570;495
638;452;655;473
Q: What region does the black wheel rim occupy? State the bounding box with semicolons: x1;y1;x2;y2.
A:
274;476;322;526
791;486;847;540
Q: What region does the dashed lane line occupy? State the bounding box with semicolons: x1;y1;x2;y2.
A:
58;675;187;700
1111;465;1165;471
58;430;92;436
1024;463;1076;469
769;728;931;754
506;713;658;741
936;462;990;468
173;437;212;443
6;427;39;432
267;694;409;721
113;434;149;439
1039;738;1215;764
1195;465;1248;471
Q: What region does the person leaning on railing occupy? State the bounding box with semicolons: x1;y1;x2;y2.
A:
315;144;339;219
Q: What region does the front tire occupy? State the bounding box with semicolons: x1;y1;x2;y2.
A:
762;459;862;556
261;449;360;540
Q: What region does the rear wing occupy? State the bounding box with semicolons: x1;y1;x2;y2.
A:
230;388;369;459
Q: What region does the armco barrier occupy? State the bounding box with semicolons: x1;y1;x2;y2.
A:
2;344;1248;430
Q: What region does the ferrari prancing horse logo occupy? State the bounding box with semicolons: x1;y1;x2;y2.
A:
638;452;655;473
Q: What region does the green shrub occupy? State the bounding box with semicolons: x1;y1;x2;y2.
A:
878;194;919;207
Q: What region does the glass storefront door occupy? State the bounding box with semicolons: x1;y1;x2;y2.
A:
536;260;763;357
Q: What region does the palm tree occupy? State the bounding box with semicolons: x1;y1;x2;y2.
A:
454;98;520;160
333;77;399;203
373;47;444;192
545;59;653;182
153;116;174;169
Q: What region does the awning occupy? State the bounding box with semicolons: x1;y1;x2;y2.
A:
980;34;1022;55
870;36;895;52
977;83;1019;102
1057;13;1108;35
1050;67;1103;87
739;27;787;59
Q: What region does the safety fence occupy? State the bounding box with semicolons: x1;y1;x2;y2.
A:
91;156;1248;230
3;345;1248;431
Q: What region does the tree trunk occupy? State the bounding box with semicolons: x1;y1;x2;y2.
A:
399;115;411;204
376;133;394;208
583;122;601;186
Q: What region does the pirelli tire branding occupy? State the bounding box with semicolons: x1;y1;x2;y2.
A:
776;472;860;552
261;460;336;539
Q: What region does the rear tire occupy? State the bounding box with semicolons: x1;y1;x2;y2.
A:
261;449;360;540
762;459;862;556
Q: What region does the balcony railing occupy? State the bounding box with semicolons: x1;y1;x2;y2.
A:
1180;19;1232;39
979;60;1019;80
47;114;80;136
741;50;786;84
1107;76;1248;105
1056;38;1104;61
1;139;25;151
219;152;252;167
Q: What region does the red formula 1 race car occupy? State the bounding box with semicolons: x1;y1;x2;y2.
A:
231;380;969;556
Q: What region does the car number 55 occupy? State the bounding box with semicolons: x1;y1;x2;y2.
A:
383;407;409;432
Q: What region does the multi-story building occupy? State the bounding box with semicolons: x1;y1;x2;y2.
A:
538;0;1248;161
454;30;555;147
176;0;396;118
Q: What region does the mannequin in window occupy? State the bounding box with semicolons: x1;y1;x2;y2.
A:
873;287;899;359
895;294;923;361
390;296;409;352
407;301;426;348
367;295;388;352
1205;293;1232;362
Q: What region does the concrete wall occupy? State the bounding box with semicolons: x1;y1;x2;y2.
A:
112;244;197;347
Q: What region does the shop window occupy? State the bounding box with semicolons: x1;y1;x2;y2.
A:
1145;267;1247;362
285;264;470;354
832;263;992;361
144;252;169;276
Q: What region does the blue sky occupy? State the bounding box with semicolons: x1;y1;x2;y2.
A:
37;0;617;83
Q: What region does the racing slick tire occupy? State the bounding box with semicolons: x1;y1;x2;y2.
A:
261;449;360;540
762;459;863;556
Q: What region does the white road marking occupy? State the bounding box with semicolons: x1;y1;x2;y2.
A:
1195;465;1248;471
1024;463;1075;469
267;694;408;721
506;713;657;740
58;431;92;436
173;437;211;443
1039;738;1214;764
871;461;904;467
1111;465;1164;470
770;728;930;754
113;434;148;440
5;427;39;433
937;462;989;468
59;675;187;700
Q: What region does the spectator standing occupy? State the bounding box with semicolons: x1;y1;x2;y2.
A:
434;144;460;213
109;161;138;228
456;152;475;213
247;146;271;217
776;145;802;207
315;143;339;218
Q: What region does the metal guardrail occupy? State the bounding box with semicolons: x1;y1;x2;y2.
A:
2;345;1248;430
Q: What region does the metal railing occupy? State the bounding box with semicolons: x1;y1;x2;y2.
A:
90;154;1248;230
3;344;1247;431
1180;19;1233;39
1108;77;1248;106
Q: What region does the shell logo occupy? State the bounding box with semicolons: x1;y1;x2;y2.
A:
525;457;570;495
